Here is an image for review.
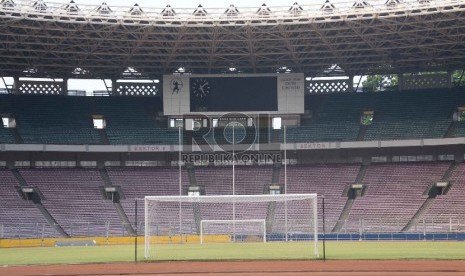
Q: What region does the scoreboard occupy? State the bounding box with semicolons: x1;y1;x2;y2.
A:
163;73;304;115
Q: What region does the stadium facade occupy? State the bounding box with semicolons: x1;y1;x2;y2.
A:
0;0;465;241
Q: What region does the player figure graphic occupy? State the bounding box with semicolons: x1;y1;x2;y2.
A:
170;78;183;94
172;81;179;94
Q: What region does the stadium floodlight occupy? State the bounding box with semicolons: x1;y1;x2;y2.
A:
144;194;318;260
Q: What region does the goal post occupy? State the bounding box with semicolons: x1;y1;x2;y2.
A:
144;194;318;260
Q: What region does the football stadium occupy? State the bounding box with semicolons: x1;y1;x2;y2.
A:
1;0;465;275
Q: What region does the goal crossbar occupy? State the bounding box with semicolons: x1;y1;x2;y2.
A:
144;194;317;202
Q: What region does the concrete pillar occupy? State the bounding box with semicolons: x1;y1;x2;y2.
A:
62;77;69;95
111;79;118;96
398;74;404;91
349;75;354;93
13;76;20;94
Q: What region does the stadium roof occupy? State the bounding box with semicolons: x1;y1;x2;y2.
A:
0;0;465;79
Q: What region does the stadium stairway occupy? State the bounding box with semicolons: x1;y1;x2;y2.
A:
10;168;69;237
9;128;23;144
444;121;460;138
99;167;135;235
266;163;281;233
356;125;368;141
417;162;465;229
332;164;368;233
185;163;203;234
97;129;110;145
401;162;459;232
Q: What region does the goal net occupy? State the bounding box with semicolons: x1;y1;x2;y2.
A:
200;219;266;244
144;194;318;260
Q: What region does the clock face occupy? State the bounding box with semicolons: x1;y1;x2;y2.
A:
192;78;210;98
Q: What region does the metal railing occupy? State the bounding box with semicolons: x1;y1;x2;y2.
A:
1;217;464;240
327;217;465;235
0;222;144;239
1;0;463;25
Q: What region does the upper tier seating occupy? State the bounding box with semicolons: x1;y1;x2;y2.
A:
1;95;101;144
92;97;178;144
287;88;465;142
363;89;461;141
0;127;15;144
0;88;464;144
284;93;373;142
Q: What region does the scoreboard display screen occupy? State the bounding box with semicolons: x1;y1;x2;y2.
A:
189;76;278;112
162;73;304;115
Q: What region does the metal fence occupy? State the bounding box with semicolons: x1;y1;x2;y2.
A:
0;222;144;239
1;217;465;240
332;217;465;234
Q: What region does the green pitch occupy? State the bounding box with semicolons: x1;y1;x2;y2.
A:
1;241;465;266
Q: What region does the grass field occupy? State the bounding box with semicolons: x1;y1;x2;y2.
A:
1;241;465;266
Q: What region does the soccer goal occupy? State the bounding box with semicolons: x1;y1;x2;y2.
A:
144;194;318;260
